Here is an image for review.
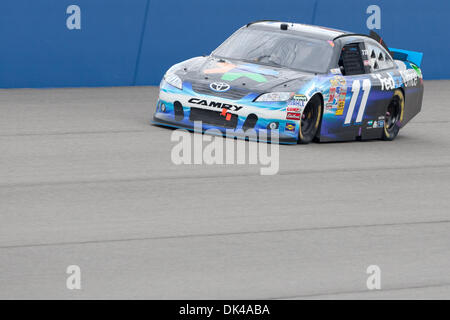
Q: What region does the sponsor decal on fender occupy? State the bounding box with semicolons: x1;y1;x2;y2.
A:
336;85;347;115
374;73;396;91
400;69;419;87
335;100;345;115
288;94;307;108
327;87;336;103
286;112;301;120
330;75;346;87
367;119;384;129
330;68;342;75
327;75;347;114
293;94;307;101
285;122;296;132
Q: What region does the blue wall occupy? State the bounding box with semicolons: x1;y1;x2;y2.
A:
0;0;448;88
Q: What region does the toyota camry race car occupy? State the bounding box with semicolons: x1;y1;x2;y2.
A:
153;21;424;144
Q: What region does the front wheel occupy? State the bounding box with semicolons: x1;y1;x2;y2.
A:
298;94;322;144
382;89;404;141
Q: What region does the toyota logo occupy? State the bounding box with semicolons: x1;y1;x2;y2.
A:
210;82;230;92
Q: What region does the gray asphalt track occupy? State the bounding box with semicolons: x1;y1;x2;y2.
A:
1;81;449;299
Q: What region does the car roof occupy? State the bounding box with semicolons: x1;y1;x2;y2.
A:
246;21;351;41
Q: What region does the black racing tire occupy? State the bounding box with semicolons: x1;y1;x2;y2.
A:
298;94;322;144
382;89;404;141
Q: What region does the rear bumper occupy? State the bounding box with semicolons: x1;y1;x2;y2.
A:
152;82;299;144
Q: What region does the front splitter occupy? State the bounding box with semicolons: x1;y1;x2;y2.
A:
152;116;298;145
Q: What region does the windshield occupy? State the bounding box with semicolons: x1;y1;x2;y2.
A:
213;28;334;73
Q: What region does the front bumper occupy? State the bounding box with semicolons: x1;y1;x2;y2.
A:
152;82;300;144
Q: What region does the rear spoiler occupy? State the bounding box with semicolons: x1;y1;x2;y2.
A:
369;30;423;67
334;30;423;67
388;48;423;68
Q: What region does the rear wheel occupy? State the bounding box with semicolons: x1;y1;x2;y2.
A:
298;95;322;144
382;89;404;141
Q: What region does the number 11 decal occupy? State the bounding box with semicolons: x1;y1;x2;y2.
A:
344;79;371;125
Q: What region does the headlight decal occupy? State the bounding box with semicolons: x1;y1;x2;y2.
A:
254;92;293;102
164;73;183;90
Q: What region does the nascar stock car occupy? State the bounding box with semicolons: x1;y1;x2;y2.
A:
153;21;424;144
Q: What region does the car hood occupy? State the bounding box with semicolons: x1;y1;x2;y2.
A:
172;56;316;93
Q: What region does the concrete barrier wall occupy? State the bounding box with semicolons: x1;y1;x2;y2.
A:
0;0;448;88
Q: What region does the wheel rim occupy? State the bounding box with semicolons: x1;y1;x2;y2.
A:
385;96;401;131
301;103;316;136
